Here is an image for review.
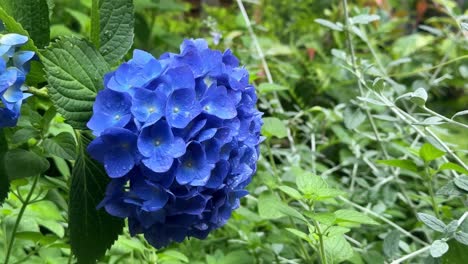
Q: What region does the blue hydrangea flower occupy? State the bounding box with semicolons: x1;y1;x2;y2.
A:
88;39;263;248
0;33;35;128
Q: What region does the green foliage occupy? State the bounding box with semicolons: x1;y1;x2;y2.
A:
1;0;467;263
0;0;50;47
41;37;110;129
69;132;124;264
98;0;134;65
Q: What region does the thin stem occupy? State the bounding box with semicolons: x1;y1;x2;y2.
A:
4;175;40;264
390;245;431;264
235;0;297;154
90;0;100;48
422;106;468;129
389;55;468;78
424;166;440;218
312;220;328;264
26;87;49;99
339;196;429;246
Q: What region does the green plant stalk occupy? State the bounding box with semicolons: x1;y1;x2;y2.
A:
424;166;440;218
4;174;40;264
90;0;100;48
312;220;328;264
422;106;468;129
267;141;311;261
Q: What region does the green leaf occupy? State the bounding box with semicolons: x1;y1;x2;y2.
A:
293;166;326;195
454;176;468;192
350;14;380;24
286;228;310;242
334;209;379;226
43;132;77;160
99;0;134;65
258;194;284;219
41;37;111;129
12;127;40;144
377;159;419;172
343;107;366;130
262;117;287;139
440;162;468;175
431;240;449;258
4;149;50;179
419;143;445;163
452;110;468;120
324;235;354;263
257;83;288;94
383;230;400;258
0;130;9;205
437;181;466;196
410;88;428;106
417;213;446;232
0;7;38;53
0;0;50;48
69;131;124;264
315;18;343;31
278;185;302;200
442;240;468;264
257;194;306;222
159;250;189;263
455;232;468;245
311;212;336;226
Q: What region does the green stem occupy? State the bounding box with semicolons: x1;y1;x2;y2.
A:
424;166;440;218
266;140;278;173
422;106;468;129
4;175;40;264
90;0;100;48
312;220;328;264
26;87;49;99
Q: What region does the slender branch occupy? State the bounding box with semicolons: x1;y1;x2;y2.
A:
422;106;468;129
4;175;40;264
390;245;431;264
235;0;296;153
338;196;429;246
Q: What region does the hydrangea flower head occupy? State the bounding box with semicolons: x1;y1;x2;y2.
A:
88;39;263;248
0;33;35;127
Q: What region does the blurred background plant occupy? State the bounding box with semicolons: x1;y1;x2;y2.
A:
1;0;467;263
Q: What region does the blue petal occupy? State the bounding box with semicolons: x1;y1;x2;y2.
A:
2;84;23;103
176;142;214;186
166;66;195;91
13;51;35;72
166;88;201;129
104;149;135;178
201;86;237;119
205;160;229;188
142;154;174;173
87;137;106;162
222;49;239;67
0;68;17;93
0;33;28;46
131;49;154;65
0;45;12;57
131;88;166;125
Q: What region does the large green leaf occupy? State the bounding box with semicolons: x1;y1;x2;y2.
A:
0;0;50;48
69;131;124;264
43;132;77;160
0;7;38;53
0;130;9;205
99;0;134;65
41;37;110;129
4;149;50;180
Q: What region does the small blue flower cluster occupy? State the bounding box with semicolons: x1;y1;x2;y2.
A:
87;39;263;248
0;33;35;127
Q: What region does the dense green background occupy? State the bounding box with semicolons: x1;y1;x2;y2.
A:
0;0;467;263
